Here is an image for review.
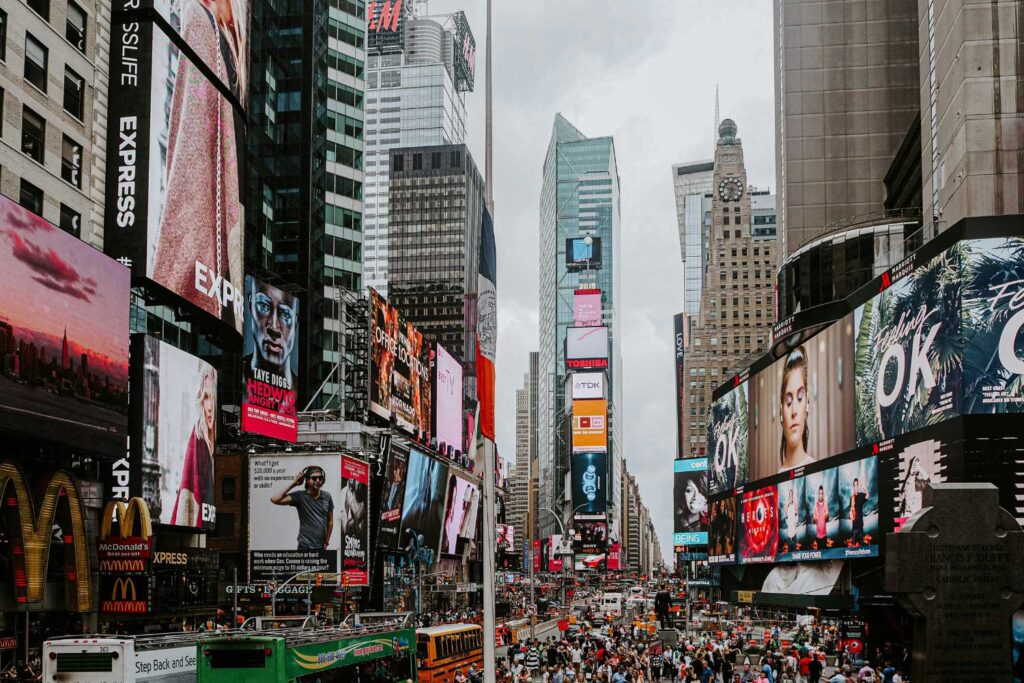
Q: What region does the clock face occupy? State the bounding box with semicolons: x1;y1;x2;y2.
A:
718;176;743;202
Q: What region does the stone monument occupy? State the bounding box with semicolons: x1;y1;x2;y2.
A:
886;483;1024;681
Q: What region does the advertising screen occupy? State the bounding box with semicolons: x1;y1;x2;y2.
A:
707;381;749;496
571;372;605;400
441;474;479;556
854;247;962;445
106;18;245;332
674;313;687;459
776;475;807;561
572;400;608;453
131;336;218;529
399;448;449;564
496;524;515;552
369;288;431;436
379;449;408;547
248;453;341;580
747;315;856;482
888;435;958;531
433;343;463;453
566;237;602;270
242;276;299;441
707;497;737;564
799;465;841;557
338;456;369;585
566;326;609;369
0;195;130;455
836;455;879;555
571;453;608;515
574;290;603;327
548;534;564;572
739;486;778;564
572;517;608;554
673;458;708;546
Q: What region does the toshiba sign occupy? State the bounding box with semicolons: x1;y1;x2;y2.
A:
571;372;605;400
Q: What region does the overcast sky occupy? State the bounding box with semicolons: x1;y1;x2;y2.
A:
429;0;775;557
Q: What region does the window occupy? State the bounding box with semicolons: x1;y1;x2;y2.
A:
64;68;84;119
27;0;49;20
450;149;461;167
61;135;82;188
393;154;404;172
66;2;86;52
24;35;47;91
19;180;42;214
222;477;236;502
431;151;441;169
723;216;729;225
412;153;422;171
0;10;7;60
59;203;80;236
22;106;45;162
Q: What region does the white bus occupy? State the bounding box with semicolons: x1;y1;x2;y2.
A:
43;635;201;683
601;592;623;617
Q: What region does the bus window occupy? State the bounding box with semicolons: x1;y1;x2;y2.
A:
56;652;115;673
209;649;267;669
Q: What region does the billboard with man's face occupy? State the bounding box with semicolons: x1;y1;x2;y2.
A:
338;456;369;585
399;448;449;565
242;276;299;441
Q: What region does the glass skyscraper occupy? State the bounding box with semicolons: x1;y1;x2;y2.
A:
671;161;715;319
537;114;623;542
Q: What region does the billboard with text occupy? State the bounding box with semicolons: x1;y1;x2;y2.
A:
339;456;369;585
566;326;609;370
242;276;299;441
574;289;603;327
572;399;608;453
673;458;708;546
433;343;463;453
369;288;431;436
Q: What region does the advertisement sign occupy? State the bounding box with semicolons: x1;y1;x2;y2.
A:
399;448;449;564
574;553;607;571
548;534;564;571
100;574;150;614
130;336;218;529
450;10;476;91
571;372;605;400
369;288;431;436
242;276;299;441
379;449;408;548
566;237;602;271
571;453;608;515
707;382;749;496
572;399;608;453
673;458;708;546
707;497;737;565
0;195;130;455
775;476;807;561
572;517;608;554
366;0;410;54
566;326;609;370
674;313;687;459
98;498;154;573
433;343;463;453
799;465;841;557
339;456;369;586
285;629;414;681
747;315;856;482
606;542;621;571
105;17;245;332
532;540;541;573
889;436;957;531
854;247;962;445
441;474;479;556
248;454;341;580
574;289;603;327
739;486;779;564
497;524;515;552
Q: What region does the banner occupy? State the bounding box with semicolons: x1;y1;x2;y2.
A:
441;474;479;556
339;456;369;585
572;399;608;453
476;208;497;440
673;313;687;459
548;534;564;571
673;458;708;546
379;448;408;548
433;343;464;454
740;486;778;564
566;326;609;370
399;448;449;564
242;276;299;441
369;288;431;436
571;453;607;515
571;372;605;400
574;289;602;327
572;517;608;554
707;382;748;496
708;497;737;565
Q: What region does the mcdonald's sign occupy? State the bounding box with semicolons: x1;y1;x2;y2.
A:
0;461;91;612
97;498;153;573
100;575;149;614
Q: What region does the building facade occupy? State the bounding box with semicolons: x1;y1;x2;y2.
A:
671;160;715;319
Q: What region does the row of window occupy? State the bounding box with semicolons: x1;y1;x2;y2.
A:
16;98;84;190
20;31;87;120
393;149;463;172
3;3;87;58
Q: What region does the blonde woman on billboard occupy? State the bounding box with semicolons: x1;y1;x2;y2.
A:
778;346;814;472
171;364;217;527
153;0;247;328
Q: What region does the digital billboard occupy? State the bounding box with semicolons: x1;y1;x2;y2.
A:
566;326;609;370
739;486;778;564
572;399;608;453
748;315;856;482
0;195;130;455
707;381;748;496
572;517;608;554
707;497;737;565
399;448;449;565
571;372;605;400
566;237;602;270
338;456;369;585
450;10;476;91
674;313;687;459
497;524;515;552
441;474;479;556
379;448;408;547
574;289;603;327
106;17;245;332
130;336;217;529
433;343;463;453
242;276;299;441
673;458;708;546
888;435;958;531
571;453;608;515
548;534;564;572
248;454;341;580
369;288;431;436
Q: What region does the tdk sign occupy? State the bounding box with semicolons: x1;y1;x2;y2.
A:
572;372;604;400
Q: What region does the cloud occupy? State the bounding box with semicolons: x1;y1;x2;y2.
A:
6;231;98;302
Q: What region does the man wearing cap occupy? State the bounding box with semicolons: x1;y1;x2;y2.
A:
272;466;334;550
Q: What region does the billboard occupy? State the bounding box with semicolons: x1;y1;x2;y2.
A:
450;10;476;91
739;486;778;564
441;474;479;556
889;435;958;531
433;343;463;453
747;315;856;482
399;448;449;565
369;288;431;436
707;381;748;496
379;448;408;547
566;326;609;370
130;336;217;529
574;289;603;327
548;534;564;572
248;454;341;580
674;313;687;459
366;0;410;53
242;276;299;441
707;497;737;565
338;456;369;585
566;237;602;270
0;195;130;455
106;17;245;332
571;372;605;400
571;453;608;515
497;524;515;552
572;399;608;453
572;517;608;554
673;458;708;546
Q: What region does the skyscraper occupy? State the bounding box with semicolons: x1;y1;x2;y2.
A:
538;114;623;543
672;161;715;319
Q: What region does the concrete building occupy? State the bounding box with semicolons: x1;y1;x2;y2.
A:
512;352;541;545
672;160;715;319
0;0;109;247
506;464;528;545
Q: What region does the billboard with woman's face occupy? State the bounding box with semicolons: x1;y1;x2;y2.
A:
708;497;737;565
673;458;708;546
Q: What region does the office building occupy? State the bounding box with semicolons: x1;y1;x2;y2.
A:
362;9;475;295
0;0;107;246
672;160;715;318
537;114;623;544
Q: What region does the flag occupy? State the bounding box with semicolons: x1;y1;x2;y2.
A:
476;207;497;440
